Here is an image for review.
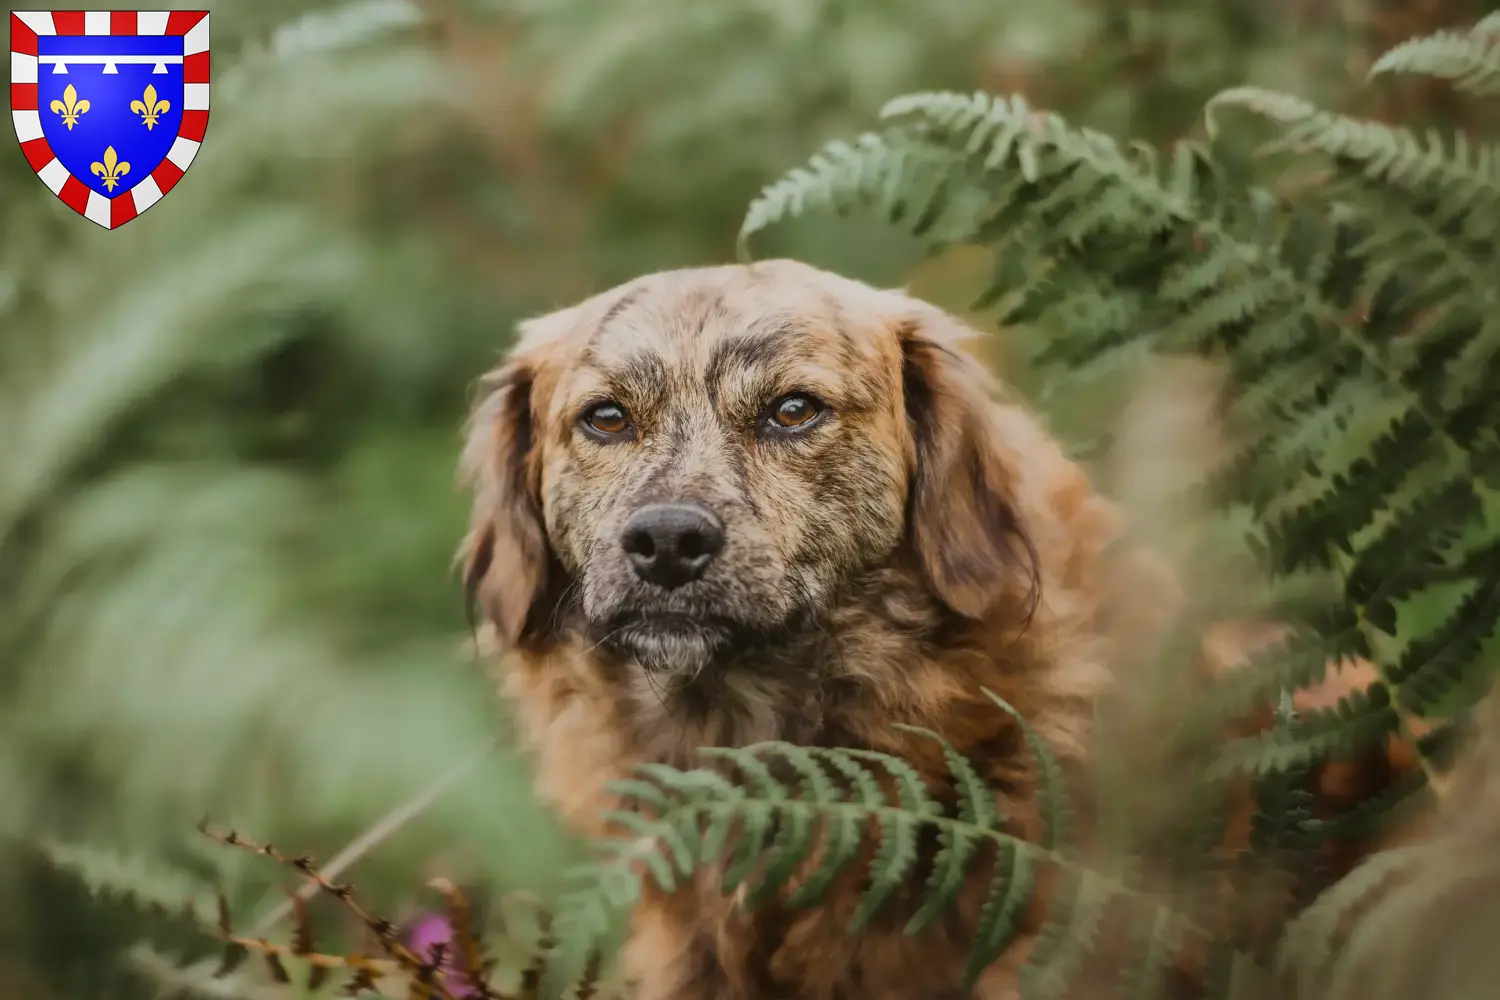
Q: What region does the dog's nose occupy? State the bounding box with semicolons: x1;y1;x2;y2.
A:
619;502;725;589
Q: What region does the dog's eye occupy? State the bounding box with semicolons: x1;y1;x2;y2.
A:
764;393;825;433
581;401;633;439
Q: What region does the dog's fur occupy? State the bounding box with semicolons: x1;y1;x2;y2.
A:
457;260;1417;1000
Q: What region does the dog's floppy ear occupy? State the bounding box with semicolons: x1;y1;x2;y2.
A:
896;301;1125;624
457;350;550;647
897;307;1035;619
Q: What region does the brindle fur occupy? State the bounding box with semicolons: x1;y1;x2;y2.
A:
457;260;1419;1000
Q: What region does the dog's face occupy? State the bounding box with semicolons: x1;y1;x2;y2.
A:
461;260;1038;696
535;272;914;676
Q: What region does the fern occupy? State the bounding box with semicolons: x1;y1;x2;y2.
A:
1274;842;1429;998
124;946;266;1000
40;839;221;921
559;736;1203;999
985;689;1073;851
1368;15;1500;96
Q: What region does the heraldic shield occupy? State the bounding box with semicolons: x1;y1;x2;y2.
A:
10;11;209;229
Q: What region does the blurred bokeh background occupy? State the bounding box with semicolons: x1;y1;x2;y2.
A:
1;0;1493;996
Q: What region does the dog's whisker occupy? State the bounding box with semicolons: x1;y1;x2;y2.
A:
580;624;627;659
546;578;582;636
640;664;670;712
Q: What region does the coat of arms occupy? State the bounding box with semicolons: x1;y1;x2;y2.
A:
10;10;209;229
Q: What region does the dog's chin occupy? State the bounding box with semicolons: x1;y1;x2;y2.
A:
602;614;734;677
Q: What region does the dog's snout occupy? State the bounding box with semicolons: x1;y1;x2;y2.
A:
620;502;725;590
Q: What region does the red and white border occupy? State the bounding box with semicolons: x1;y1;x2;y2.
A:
10;10;210;229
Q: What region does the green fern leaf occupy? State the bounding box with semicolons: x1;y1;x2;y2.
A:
1208;687;1401;779
1120;906;1182;1000
893;724;1002;829
984;689;1071;849
699;748;787;893
848;810;925;933
598;809;690;893
1391;575;1500;717
841;747;942;815
743;745;838;908
738;131;961;256
1369;26;1500;95
1018;869;1113;1000
1277;844;1429;996
895;725;999;933
41;839;218;919
960;843;1038;993
781;749;885;909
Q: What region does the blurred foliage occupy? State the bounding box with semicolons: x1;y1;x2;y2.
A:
2;0;1497;998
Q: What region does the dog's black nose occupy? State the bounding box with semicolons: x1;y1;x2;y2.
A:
620;502;725;589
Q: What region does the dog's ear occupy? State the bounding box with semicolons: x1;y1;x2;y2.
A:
457;351;551;647
896;307;1037;620
895;303;1121;628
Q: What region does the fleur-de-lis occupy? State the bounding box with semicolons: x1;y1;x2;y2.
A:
49;83;90;130
129;84;170;130
90;146;130;192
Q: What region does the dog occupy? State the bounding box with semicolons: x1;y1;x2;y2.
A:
456;259;1422;1000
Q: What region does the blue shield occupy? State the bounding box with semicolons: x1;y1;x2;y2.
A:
11;10;209;228
36;33;185;200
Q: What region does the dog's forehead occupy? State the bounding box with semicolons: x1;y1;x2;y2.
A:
569;264;899;377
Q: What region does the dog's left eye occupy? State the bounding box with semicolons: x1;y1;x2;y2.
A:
580;401;634;440
763;393;825;433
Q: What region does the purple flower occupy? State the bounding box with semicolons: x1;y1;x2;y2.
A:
405;910;480;997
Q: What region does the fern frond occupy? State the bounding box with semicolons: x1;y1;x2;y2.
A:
1019;870;1114;1000
1182;632;1345;744
1275;843;1430;997
1118;906;1183;1000
580;740;1202;999
960;842;1039;993
40;839;219;921
1206;87;1500;245
738;130;964;257
732;745;832;907
881;90;1200;247
125;943;267;1000
894;725;999;935
1209;686;1401;780
1369;24;1500;95
984;689;1072;849
1247;694;1319;839
782;748;877;909
1389;572;1500;716
543;868;623;1000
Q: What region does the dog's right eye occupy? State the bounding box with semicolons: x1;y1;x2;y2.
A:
580;401;634;440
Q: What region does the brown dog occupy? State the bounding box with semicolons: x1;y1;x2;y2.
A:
459;259;1135;1000
456;259;1417;1000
